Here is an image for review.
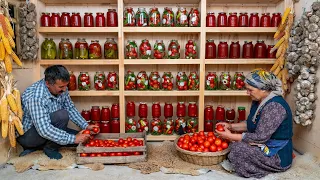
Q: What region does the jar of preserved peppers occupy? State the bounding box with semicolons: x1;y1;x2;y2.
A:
101;106;110;121
206;12;216;27
91;106;101;121
94;71;106;90
125;70;136;90
242;41;254;58
136;7;148;27
89;40;102;59
163;117;174;135
107;72;119;90
271;13;281;27
125;40;138;59
205;39;216;59
61;12;71;27
104;38;118;59
153;40;166;59
239;12;248;27
107;9;118;27
238;107;246;122
217;12;227;27
254;40;267;58
176;7;188;27
188;72;199;90
149;7;161;27
216;105;225;122
111;118;120;133
162;72;173;90
249;13;259;27
41;13;51;27
137;118;149;133
168;40;180;59
162;7;174;27
124;7;135;26
71;12;81;27
68;71;77;91
151;106;162;135
84;12;94;27
75;38;88;59
51;13;60;27
260;13;271;27
149;72;161;90
136;71;148;90
41;38;57;59
205;72;218;90
175;102;186;133
126;116;137;133
78;72;90;91
228;12;238;27
226;108;236;123
96;12;105;27
185;40;197;59
218;41;228;59
111;103;120;119
139;39;152;59
189;8;200;27
267;45;276;58
176;71;188;91
229;41;240;59
219;72;231;90
59;38;73;59
232;72;245;90
186;117;198;133
81;110;90;121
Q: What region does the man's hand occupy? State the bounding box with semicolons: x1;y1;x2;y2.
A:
87;124;100;134
74;130;91;144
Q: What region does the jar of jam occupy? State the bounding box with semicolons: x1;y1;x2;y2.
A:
168;40;180;59
189;8;200;27
61;12;71;27
188;72;199;90
96;12;105;27
254;40;267;58
124;7;135;26
136;7;148;27
185;40;197;59
267;45;276;58
149;7;161;27
111;118;120;133
176;72;188;91
188;102;198;117
68;71;77;91
238;107;246;122
89;40;102;59
218;41;228;59
104;38;118;59
59;38;73;59
100;121;111;133
107;9;118;27
205;72;218;90
271;13;281;27
239;12;249;27
136;71;148;90
81;110;90;121
186;117;198;133
242;41;254;58
229;41;240;58
206;39;216;59
204;105;214;120
126;116;137;133
176;102;186;117
84;12;94;27
151;117;162;135
162;7;174;27
226;108;236;124
91;106;101;121
249;13;259;27
139;102;148;118
216;105;225;122
163;117;174;135
51;13;60;27
139;39;152;59
149;72;161;90
71;12;81;27
125;40;138;59
78;72;90;91
101;106;110;121
75;38;88;59
175;117;186;134
206;12;216;27
107;72;118;90
125;70;136;90
111;103;120;119
154;40;166;59
260;13;271;27
233;72;245;90
41;13;51;27
228;12;238;27
137;117;149;133
164;102;173;117
176;7;188;27
217;12;227;27
162;72;173;90
94;71;106;90
219;72;232;90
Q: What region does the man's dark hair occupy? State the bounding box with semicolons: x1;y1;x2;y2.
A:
44;65;70;85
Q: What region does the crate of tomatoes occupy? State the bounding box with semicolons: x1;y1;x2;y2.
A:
76;131;147;164
174;129;230;166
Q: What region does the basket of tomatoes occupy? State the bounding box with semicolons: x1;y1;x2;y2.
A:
174;130;230;166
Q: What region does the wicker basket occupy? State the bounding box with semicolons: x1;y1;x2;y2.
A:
174;134;230;166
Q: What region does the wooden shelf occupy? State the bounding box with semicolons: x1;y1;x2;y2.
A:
207;0;281;4
123;27;201;33
39;59;119;65
124;59;201;65
147;135;178;141
38;27;119;33
205;90;248;96
124;91;200;96
206;27;277;33
205;59;276;65
69;90;119;96
124;0;200;4
39;0;118;4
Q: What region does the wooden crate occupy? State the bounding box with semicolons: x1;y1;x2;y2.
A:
76;132;147;164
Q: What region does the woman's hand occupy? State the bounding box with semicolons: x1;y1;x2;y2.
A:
216;126;233;140
216;122;232;130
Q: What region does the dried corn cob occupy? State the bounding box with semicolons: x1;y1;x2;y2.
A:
7;34;15;48
10;52;22;67
2;118;8;138
7;93;17;115
13;116;24;135
13;89;23;119
9;121;16;147
4;16;14;38
2;36;12;54
0;14;9;37
0;97;8;122
0;40;5;60
4;53;12;73
282;8;291;25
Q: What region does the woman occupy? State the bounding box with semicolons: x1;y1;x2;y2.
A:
216;69;293;178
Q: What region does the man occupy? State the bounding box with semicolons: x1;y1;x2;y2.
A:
17;65;98;159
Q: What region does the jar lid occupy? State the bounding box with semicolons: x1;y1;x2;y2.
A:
101;121;110;123
229;12;237;15
80;71;89;73
272;12;281;15
61;38;65;40
207;39;214;42
165;102;172;104
262;12;270;15
108;9;116;11
250;12;258;15
189;102;196;104
257;40;264;42
139;102;147;104
244;40;252;43
153;102;160;104
95;71;105;73
207;12;215;14
102;106;110;108
96;12;104;14
240;12;248;14
238;106;246;110
219;12;226;14
92;106;100;109
205;105;213;108
62;12;70;14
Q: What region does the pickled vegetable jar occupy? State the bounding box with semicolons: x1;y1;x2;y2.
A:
68;71;77;91
267;45;276;58
137;118;149;133
153;40;165;59
205;39;216;59
96;12;105;27
185;40;197;59
218;41;228;59
176;72;188;90
124;7;135;26
162;7;174;27
41;38;57;59
162;72;173;90
149;7;161;27
239;12;248;27
205;72;218;90
271;13;281;27
228;12;238;27
163;117;174;135
125;40;138;59
149;72;161;90
136;71;148;90
151;117;162;135
104;38;118;59
94;71;106;90
41;12;51;27
219;72;231;90
232;72;245;90
260;13;271;27
216;105;225;122
249;13;259;27
89;40;102;59
107;71;119;90
125;70;136;90
175;117;186;134
176;7;188;27
226;108;235;123
217;12;227;27
59;38;73;59
188;72;199;90
206;12;216;27
107;9;118;27
254;40;267;58
84;12;94;27
186;117;198;133
242;41;254;58
168;40;180;59
78;72;90;91
139;39;152;59
50;13;60;27
75;38;88;59
189;8;200;27
229;41;240;59
136;7;148;27
71;12;81;27
61;12;71;27
126;117;137;133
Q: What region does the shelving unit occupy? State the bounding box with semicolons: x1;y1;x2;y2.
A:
34;0;287;141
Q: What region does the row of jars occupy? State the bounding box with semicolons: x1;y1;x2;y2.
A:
206;40;276;59
124;7;200;27
206;12;281;27
41;38;118;59
126;39;197;59
72;71;118;91
206;72;245;90
41;10;118;27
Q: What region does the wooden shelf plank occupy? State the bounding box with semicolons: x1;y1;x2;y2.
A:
147;135;178;141
124;59;201;65
207;0;281;4
38;27;119;33
205;90;248;96
124;91;200;96
123;27;201;33
39;0;118;4
39;60;119;65
205;59;275;65
206;27;277;33
69;90;120;96
124;0;200;4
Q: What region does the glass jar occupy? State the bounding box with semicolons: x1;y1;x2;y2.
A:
188;72;199;90
151;117;162;135
125;117;137;133
176;102;186;117
91;106;101;121
217;12;227;27
188;102;198;117
107;72;119;90
101;106;110;121
68;71;77;91
163;117;174;135
124;7;135;26
238;107;246;122
249;13;259;27
41;13;51;27
139;102;148;118
136;71;148;90
162;72;173;90
175;117;186;134
176;72;188;91
96;12;105;27
176;7;188;27
74;38;88;59
111;103;120;119
204;105;214;120
149;72;161;90
137;118;149;133
186;117;198;133
104;38;118;59
100;121;111;133
59;38;73;59
162;7;174;27
216;105;225;122
271;13;281;27
149;7;161;27
254;40;267;58
239;12;248;27
111;118;120;133
125;40;138;59
153;40;166;59
189;8;200;27
226;108;236;123
60;12;71;27
204;120;214;132
125;70;136;90
89;40;102;59
164;102;173;117
218;41;228;59
152;102;161;118
228;12;238;27
84;12;94;27
260;13;271;27
81;110;91;121
205;39;216;59
185;40;197;59
219;72;232;90
126;101;135;117
242;41;254;58
232;72;245;90
107;9;118;27
267;45;276;58
94;71;106;90
139;39;152;59
206;12;216;27
71;12;81;27
168;40;180;59
50;13;60;27
78;72;90;91
205;72;218;90
136;7;148;26
229;41;241;59
41;38;57;59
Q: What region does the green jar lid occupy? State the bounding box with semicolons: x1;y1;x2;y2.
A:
238;106;246;110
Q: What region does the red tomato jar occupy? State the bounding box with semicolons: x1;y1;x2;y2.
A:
254;40;267;58
206;12;216;27
204;120;214;132
61;12;71;27
41;12;51;27
242;41;254;58
204;105;214;120
260;13;271;27
50;13;60;27
249;13;259;27
271;13;281;27
238;107;246;122
226;108;235;123
111;103;120;119
188;102;198;117
205;39;216;59
81;110;90;121
239;12;248;27
217;12;227;27
228;12;238;27
267;45;276;58
218;41;228;59
100;121;111;133
91;106;101;121
229;41;240;58
215;105;225;122
177;102;186;117
152;102;161;118
84;12;94;27
164;102;173;117
111;118;120;133
68;71;77;91
139;102;148;118
107;9;118;27
71;12;81;27
96;12;105;27
100;106;110;121
126;101;135;117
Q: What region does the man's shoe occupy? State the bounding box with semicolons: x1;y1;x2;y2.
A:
19;149;37;157
43;148;62;160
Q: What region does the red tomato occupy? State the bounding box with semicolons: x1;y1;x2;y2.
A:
102;152;108;156
133;151;141;155
90;153;97;157
216;124;225;132
217;146;223;151
127;137;133;142
199;131;205;136
118;138;124;144
83;130;91;134
109;152;116;156
209;145;217;152
207;132;214;137
207;137;214;144
215;138;222;147
80;153;88;157
116;152;123;156
178;137;184;143
92;127;100;133
182;143;189;150
123;152;129;156
89;141;95;147
190;146;196;151
190;137;196;144
184;134;190;141
96;153;102;157
199;144;205;150
221;142;229;149
204;148;210;152
203;141;211;148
